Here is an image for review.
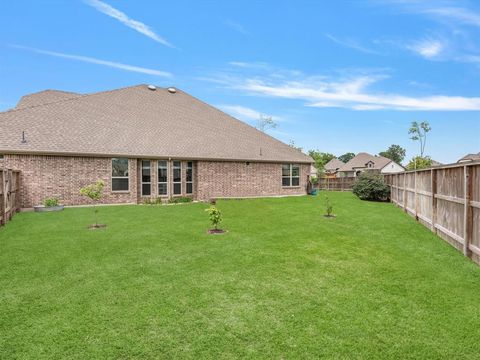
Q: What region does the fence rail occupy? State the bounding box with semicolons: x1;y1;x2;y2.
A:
317;177;355;191
384;161;480;265
0;169;21;226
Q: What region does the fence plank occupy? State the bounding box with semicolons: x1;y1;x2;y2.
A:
0;169;21;227
385;162;480;265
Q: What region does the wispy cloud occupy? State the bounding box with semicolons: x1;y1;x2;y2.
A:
207;64;480;111
218;104;282;122
224;19;249;35
325;34;380;54
11;45;172;77
84;0;174;48
407;37;445;58
422;6;480;27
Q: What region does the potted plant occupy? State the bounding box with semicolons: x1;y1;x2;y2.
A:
34;197;64;212
205;206;226;234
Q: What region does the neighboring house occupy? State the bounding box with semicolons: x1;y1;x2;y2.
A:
0;85;313;208
338;152;404;177
458;153;480;163
323;158;345;178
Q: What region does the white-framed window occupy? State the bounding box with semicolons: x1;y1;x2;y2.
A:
158;160;168;196
173;161;182;195
282;164;300;187
141;160;151;196
186;161;193;194
112;158;129;191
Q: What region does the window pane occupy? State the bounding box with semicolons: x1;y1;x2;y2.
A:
142;183;151;196
292;177;300;186
282;164;291;176
158;183;167;195
173;168;181;182
142;161;151;183
174;183;182;195
282;177;291;187
186;183;193;194
158;168;167;182
292;165;300;177
112;178;129;191
112;158;129;177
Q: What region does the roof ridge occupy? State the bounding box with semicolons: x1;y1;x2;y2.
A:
2;84;147;114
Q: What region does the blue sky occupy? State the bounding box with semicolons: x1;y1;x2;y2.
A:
1;0;479;164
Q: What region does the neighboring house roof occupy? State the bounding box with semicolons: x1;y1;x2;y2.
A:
324;158;345;171
0;85;313;163
15;90;81;109
338;152;397;172
458;152;480;163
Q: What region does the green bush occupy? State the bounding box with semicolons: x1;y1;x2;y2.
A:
352;172;390;201
168;197;193;204
43;197;59;207
205;206;222;230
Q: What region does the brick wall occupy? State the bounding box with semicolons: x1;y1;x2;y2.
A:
196;161;309;200
4;155;310;207
5;155;138;208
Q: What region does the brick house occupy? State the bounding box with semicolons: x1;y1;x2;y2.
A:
0;85;313;208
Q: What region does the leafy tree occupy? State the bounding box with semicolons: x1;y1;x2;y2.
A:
80;180;105;227
409;121;431;157
288;140;303;152
379;144;406;164
338;152;355;163
352;173;390;201
256;114;277;133
308;150;335;175
406;156;433;170
205;206;222;230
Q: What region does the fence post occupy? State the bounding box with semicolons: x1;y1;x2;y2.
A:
414;171;419;220
403;172;407;212
463;165;472;257
431;168;437;234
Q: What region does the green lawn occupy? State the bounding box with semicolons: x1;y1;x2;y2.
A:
1;192;480;359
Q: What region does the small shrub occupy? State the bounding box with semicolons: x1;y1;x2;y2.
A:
143;198;163;205
205;206;222;230
325;196;334;217
43;197;59;207
79;180;105;227
310;175;318;185
168;197;193;204
352;172;390;201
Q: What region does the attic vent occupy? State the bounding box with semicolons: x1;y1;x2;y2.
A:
147;85;157;91
167;87;177;94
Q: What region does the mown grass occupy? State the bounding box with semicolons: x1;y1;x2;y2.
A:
1;192;480;359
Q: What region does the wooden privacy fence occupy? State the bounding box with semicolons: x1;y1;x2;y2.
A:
317;177;355;191
384;162;480;264
0;169;21;226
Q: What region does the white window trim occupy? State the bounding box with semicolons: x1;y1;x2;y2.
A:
141;160;151;197
172;161;182;196
111;158;129;193
158;160;169;197
186;161;193;195
282;164;300;188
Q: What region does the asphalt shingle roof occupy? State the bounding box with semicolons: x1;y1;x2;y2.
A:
338;152;392;172
0;85;313;163
324;158;345;171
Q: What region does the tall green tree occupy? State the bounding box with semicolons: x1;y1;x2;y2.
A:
409;121;431;157
379;144;406;164
308;150;335;175
338;152;355;163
